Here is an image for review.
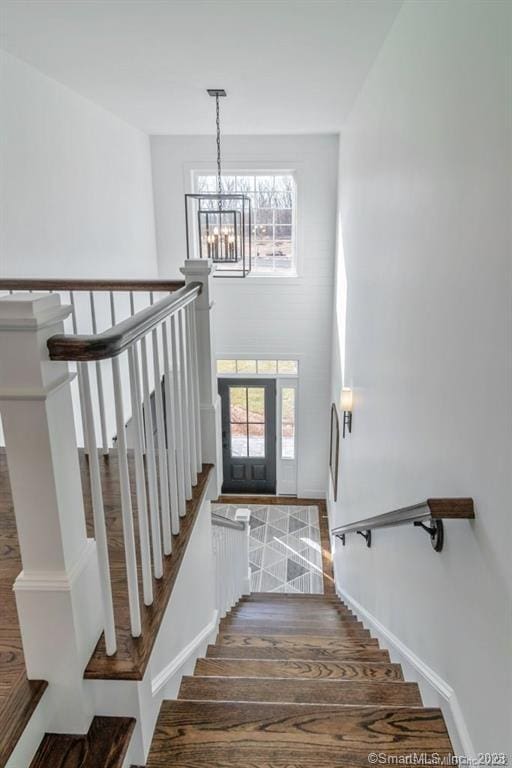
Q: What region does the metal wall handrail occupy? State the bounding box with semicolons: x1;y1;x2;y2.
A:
331;498;474;552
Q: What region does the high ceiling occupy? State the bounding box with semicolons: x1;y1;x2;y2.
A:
0;0;401;135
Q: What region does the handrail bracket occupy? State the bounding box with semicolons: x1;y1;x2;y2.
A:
414;519;444;552
356;529;372;547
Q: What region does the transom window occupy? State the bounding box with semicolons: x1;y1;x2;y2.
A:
194;172;296;276
217;359;298;376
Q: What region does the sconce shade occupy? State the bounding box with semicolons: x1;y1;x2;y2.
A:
341;387;353;412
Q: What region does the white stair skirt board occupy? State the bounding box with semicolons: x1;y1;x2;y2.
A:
151;609;219;696
212;504;324;594
337;586;476;760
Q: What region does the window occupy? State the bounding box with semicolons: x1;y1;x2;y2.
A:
229;386;265;457
194;172;296;275
217;359;298;376
281;387;296;460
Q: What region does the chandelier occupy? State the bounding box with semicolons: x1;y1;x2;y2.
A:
184;89;252;277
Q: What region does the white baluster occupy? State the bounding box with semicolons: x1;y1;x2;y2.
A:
189;304;202;472
89;291;109;454
79;362;116;654
112;355;141;638
170;313;187;513
141;337;163;578
129;292;146;453
184;306;198;486
128;346;153;606
177;310;192;498
70;291;89;453
162;320;180;535
152;325;172;555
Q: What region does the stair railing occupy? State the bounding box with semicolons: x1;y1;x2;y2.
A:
331;498;475;552
0;277;185;454
212;509;251;616
0;260;222;690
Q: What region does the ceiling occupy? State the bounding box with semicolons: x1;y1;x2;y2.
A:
0;0;401;135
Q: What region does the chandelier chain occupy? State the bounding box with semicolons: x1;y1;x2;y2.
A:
216;94;222;197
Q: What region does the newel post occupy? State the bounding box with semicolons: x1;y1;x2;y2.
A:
0;293;102;732
180;260;223;495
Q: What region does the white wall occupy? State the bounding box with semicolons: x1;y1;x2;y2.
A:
0;51;158;279
0;51;160;446
150;134;338;497
330;0;511;754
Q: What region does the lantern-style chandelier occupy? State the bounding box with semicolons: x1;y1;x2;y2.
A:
185;89;252;277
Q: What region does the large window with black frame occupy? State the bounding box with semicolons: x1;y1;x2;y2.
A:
194;172;296;275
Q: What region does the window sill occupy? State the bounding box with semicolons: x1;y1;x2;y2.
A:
215;272;301;285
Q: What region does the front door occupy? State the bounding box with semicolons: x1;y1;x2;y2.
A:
219;379;276;494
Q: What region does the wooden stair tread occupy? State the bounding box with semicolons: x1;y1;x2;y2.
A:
217;633;379;649
178;675;422;706
30;716;135;768
194;657;404;682
146;700;452;767
206;644;391;662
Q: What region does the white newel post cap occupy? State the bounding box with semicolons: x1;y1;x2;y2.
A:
0;292;72;394
180;259;215;310
235;508;251;526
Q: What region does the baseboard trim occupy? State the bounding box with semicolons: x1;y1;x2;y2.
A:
337;586;475;759
151;609;219;696
298;489;326;499
14;538;96;592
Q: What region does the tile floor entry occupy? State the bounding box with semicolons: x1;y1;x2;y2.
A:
212;503;324;593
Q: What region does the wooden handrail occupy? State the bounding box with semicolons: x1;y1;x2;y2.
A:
331;498;474;552
0;278;185;292
211;512;246;531
47;283;202;362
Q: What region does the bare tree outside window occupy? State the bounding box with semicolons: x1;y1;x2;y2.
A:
195;173;296;275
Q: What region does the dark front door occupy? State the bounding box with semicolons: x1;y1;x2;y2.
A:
219;378;276;494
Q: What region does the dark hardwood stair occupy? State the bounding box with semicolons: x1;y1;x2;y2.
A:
30;716;135;768
194;657;405;681
145;593;453;767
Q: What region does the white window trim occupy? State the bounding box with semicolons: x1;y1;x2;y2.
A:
183;161;304;279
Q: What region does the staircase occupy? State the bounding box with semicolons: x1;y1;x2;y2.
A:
145;592;453;766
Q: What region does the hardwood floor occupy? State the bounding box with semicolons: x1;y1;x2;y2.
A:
146;593;453;767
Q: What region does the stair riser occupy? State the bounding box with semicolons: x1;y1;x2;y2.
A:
194;658;405;682
227;609;357;620
178;676;423;706
218;634;379;649
219;623;371;638
206;645;392;662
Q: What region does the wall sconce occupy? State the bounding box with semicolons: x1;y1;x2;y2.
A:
341;387;353;438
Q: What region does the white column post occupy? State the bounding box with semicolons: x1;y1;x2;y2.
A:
179;259;223;496
0;293;103;733
235;508;252;595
